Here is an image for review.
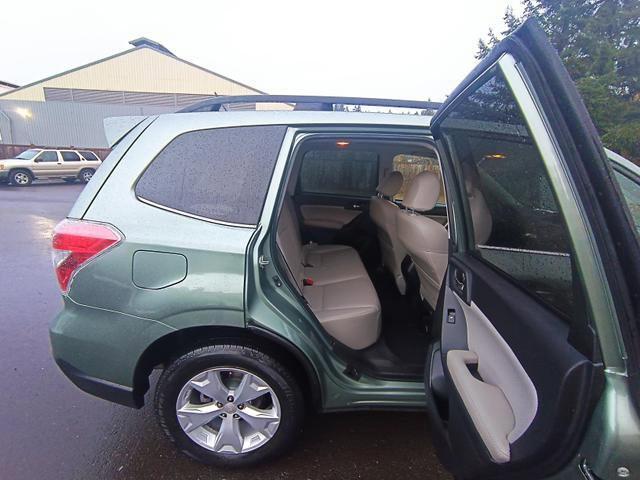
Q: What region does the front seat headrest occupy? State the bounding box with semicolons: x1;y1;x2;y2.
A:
403;171;440;212
376;171;404;198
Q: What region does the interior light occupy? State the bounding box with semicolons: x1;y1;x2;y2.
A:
484;153;506;160
336;140;350;148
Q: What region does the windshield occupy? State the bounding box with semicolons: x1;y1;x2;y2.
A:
15;149;41;160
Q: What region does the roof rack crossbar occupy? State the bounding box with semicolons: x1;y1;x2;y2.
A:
179;95;442;113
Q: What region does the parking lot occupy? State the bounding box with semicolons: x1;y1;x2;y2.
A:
0;181;450;480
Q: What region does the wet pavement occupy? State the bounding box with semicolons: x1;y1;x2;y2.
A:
0;182;451;480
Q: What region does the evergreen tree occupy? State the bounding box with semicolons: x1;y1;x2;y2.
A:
477;0;640;162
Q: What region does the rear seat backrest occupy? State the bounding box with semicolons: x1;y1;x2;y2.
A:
276;198;304;289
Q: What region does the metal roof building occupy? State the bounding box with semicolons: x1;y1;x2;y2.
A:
0;81;18;96
0;38;270;153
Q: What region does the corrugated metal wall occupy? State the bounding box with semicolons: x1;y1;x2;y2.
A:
43;87;225;109
0;99;173;148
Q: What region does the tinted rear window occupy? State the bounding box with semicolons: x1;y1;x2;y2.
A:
80;151;99;161
299;150;379;197
136;126;286;225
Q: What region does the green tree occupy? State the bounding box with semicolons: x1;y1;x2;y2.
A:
477;0;640;162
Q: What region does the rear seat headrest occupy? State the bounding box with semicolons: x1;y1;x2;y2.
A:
376;171;403;197
403;171;440;212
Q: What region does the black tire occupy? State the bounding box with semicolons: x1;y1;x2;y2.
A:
154;343;305;467
78;168;95;183
9;169;33;186
63;177;77;183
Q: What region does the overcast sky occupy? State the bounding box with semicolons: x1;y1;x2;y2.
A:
1;1;520;102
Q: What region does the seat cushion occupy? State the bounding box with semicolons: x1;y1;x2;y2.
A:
302;244;364;285
304;276;381;350
303;244;358;268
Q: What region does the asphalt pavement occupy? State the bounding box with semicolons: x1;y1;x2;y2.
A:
0;181;451;480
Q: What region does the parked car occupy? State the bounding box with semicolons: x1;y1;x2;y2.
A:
0;148;101;186
49;20;639;479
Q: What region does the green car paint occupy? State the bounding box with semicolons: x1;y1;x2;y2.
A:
50;116;435;411
49;110;640;478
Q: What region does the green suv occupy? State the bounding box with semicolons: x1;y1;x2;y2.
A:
50;21;640;479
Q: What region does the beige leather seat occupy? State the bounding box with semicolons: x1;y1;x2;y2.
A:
370;171;407;294
397;172;448;309
277;198;381;350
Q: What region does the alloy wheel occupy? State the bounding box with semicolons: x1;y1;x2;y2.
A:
175;367;281;454
13;172;30;185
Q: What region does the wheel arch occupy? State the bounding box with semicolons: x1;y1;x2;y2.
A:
133;325;321;410
9;167;34;179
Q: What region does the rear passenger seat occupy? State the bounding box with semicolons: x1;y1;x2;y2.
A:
277;198;381;350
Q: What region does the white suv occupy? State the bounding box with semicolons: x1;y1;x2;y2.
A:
0;148;102;186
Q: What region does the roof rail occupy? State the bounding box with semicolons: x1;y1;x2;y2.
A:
178;95;442;113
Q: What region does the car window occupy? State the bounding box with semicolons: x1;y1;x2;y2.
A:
16;149;40;160
611;166;640;233
135;125;287;225
392;153;445;204
299;150;378;197
37;151;58;162
79;151;99;161
61;151;81;162
439;68;576;319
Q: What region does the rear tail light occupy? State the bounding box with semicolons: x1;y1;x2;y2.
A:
51;219;122;293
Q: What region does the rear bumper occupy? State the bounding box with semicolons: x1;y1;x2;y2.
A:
49;297;174;408
53;357;142;408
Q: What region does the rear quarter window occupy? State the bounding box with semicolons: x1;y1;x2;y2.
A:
79;151;99;161
135;126;287;225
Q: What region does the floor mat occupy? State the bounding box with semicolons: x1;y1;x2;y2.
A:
371;268;430;365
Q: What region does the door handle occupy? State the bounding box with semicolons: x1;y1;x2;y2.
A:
454;268;466;293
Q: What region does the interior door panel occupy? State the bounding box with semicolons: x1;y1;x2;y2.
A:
454;294;538;445
446;349;514;464
293;192;370;245
434;254;602;479
299;204;361;230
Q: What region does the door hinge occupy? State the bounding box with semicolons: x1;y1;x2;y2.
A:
258;255;270;269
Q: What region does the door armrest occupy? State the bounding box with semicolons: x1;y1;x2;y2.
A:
446;350;515;464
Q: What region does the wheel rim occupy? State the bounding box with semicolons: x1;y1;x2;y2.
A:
175;367;281;454
14;172;29;184
82;170;93;181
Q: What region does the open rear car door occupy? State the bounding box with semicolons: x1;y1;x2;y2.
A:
425;19;640;480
